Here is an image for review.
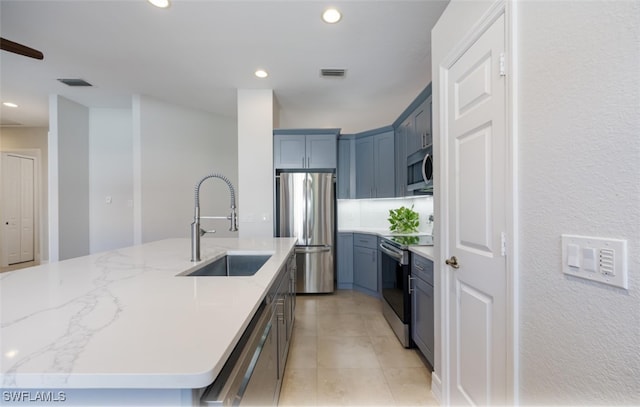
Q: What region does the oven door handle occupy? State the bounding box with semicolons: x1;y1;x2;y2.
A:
379;242;403;262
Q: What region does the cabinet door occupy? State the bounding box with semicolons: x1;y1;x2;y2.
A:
276;273;289;379
404;113;420;157
353;246;377;292
413;100;428;150
337;139;352;199
414;97;432;149
412;276;434;367
355;137;374;198
306;135;337;169
395;124;407;197
426;96;433;147
412;253;434;284
337;233;354;287
274;135;306;169
374;131;395;198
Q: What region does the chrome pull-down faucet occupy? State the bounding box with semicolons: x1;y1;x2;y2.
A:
191;173;238;262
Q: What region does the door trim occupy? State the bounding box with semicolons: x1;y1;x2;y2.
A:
0;150;42;267
436;0;518;404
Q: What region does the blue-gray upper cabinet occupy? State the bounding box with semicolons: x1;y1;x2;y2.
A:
355;137;374;198
273;133;337;169
337;232;354;289
406;96;433;157
337;138;354;199
395;121;408;197
415;95;433;148
355;130;395;198
393;84;432;197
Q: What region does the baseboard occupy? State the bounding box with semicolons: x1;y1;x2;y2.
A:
431;371;442;404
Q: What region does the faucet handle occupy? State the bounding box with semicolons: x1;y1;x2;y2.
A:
200;228;215;236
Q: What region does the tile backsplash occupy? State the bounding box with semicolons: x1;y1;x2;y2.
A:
338;196;434;234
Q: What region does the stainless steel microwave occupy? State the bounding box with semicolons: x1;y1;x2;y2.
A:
407;146;433;193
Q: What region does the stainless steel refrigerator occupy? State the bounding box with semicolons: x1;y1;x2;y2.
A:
277;172;335;293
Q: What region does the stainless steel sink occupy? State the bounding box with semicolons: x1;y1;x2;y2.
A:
183;254;271;277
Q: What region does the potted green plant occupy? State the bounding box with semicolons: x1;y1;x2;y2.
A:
388;205;420;234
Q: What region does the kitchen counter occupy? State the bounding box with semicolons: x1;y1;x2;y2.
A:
410;245;436;262
337;227;391;235
0;237;296;391
339;228;436;261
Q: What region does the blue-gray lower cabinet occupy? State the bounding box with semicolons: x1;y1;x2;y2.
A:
353;233;378;296
337;233;354;289
411;253;434;368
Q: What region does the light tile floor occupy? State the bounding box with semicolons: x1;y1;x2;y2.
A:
279;290;438;407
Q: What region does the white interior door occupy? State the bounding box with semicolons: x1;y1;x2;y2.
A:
444;14;508;405
2;153;35;265
20;156;35;262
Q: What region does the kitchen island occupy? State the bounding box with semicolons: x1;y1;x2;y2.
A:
0;237;296;406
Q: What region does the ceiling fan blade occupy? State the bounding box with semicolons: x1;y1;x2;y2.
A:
0;37;44;60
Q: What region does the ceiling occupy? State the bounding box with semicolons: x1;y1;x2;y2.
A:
0;0;448;134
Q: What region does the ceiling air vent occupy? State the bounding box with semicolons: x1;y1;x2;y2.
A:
320;69;346;78
57;78;93;87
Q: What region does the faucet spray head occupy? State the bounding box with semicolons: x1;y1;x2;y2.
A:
229;207;238;232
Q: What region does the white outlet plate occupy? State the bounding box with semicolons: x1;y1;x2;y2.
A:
561;234;628;289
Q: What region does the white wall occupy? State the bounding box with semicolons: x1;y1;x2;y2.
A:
517;1;640;404
49;95;90;261
134;95;238;244
237;89;274;237
433;0;640;404
89;108;134;253
0;127;49;261
338;196;434;234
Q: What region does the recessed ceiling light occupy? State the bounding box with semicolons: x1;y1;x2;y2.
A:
255;70;269;79
148;0;170;9
3;102;18;108
322;8;342;24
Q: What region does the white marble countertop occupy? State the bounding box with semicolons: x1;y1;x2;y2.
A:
337;227;391;235
410;245;436;262
339;228;436;260
0;237;296;390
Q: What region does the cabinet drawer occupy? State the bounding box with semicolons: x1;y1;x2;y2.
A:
411;254;433;284
353;233;377;249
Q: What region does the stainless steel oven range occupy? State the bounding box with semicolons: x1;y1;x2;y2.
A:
379;234;433;347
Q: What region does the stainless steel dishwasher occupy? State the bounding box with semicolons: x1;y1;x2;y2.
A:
200;252;296;406
201;301;278;406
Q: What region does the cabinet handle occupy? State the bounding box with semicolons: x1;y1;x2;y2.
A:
408;275;415;294
276;298;285;319
415;263;424;271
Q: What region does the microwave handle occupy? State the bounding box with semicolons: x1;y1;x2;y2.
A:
422;153;432;183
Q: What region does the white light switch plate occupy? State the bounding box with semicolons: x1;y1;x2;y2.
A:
561;234;628;289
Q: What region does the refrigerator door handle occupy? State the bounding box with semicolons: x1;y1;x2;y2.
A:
305;173;312;245
295;246;332;254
